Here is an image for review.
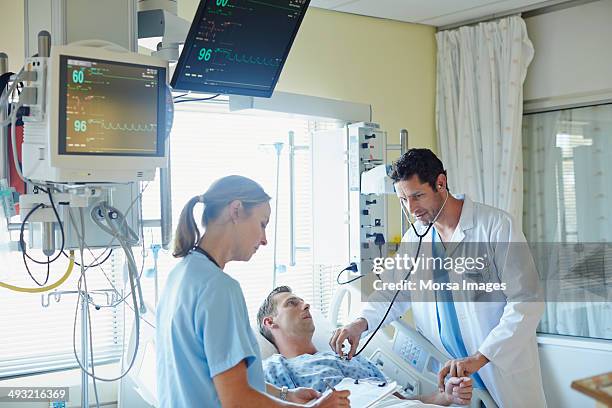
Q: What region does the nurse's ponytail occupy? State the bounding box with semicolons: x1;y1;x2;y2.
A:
172;175;271;258
173;195;203;258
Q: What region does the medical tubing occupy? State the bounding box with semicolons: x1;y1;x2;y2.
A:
353;236;425;358
71;208;141;382
88;181;148;250
104;206;146;313
0;250;75;292
66;207;147;314
91;202;139;245
70;184;150;311
90;202;146;312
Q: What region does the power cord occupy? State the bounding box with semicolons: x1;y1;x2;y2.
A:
173;94;221;104
18;190;66;265
62;248;113;268
336;262;361;285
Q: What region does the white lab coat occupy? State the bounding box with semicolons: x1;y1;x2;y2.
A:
360;195;547;408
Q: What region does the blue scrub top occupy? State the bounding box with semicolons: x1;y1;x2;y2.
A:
156;251;265;408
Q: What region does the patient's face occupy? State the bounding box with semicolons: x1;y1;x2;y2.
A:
272;292;315;339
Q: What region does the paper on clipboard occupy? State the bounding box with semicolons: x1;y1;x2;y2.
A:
309;378;398;408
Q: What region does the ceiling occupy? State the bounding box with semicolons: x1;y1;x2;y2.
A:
309;0;557;27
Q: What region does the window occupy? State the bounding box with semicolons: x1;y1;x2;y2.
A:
522;103;612;340
0;234;123;377
0;100;348;377
137;101;346;315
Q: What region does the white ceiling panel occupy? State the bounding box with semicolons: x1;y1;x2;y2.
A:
309;0;360;9
334;0;501;22
419;0;556;26
310;0;557;27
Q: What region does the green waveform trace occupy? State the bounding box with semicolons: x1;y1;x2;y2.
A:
100;122;157;132
218;50;280;67
247;0;297;12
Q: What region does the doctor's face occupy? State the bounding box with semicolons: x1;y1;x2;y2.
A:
271;291;315;339
396;175;446;225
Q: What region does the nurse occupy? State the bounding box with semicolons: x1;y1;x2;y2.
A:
330;149;547;408
156;175;350;407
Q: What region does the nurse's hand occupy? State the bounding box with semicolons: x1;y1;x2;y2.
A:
437;352;489;392
314;390;351;407
329;318;368;360
287;387;320;403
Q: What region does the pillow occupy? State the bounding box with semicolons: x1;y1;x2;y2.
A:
254;324;279;360
253;308;339;360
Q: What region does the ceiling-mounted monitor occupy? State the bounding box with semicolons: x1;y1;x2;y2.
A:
171;0;310;98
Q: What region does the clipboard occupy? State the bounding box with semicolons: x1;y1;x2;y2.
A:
309;378;398;408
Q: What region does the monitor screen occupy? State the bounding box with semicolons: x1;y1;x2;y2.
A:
171;0;310;97
59;55;167;157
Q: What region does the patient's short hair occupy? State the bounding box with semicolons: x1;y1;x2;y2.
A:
257;286;292;347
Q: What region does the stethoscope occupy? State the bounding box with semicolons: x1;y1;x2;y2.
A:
345;186;450;358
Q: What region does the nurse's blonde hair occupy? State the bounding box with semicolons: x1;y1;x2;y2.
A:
173;175;271;258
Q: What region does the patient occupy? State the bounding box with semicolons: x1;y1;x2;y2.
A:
257;286;472;407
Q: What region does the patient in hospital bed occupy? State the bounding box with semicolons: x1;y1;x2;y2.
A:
256;286;472;407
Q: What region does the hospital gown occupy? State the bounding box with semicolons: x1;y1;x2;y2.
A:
264;352;447;408
263;351;386;392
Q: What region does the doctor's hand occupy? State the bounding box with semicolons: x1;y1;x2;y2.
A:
437;352;488;392
329;318;368;360
287;387;320;403
441;377;472;406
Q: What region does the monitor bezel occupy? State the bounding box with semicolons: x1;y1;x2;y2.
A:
58;54;166;157
170;0;310;97
49;45;169;172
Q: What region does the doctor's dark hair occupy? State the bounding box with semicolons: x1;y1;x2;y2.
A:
257;286;292;347
390;148;449;191
172;175;271;258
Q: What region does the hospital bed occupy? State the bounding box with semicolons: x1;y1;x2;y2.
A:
256;287;498;408
118;291;498;408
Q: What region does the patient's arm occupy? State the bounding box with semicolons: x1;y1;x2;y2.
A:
395;377;472;406
424;377;472;406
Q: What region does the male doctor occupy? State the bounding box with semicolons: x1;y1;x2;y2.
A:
330;149;547;408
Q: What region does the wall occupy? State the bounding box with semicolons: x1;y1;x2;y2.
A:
178;2;438;240
524;0;612;110
177;3;437;148
0;0;25;73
